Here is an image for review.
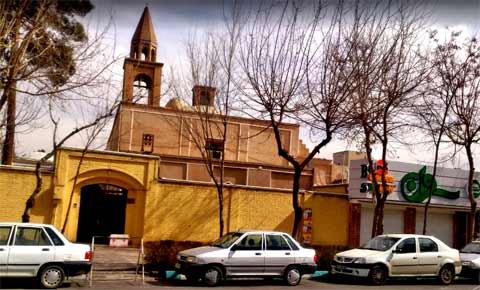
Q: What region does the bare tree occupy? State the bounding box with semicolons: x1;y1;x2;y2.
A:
22;94;120;222
166;2;242;238
342;0;430;237
412;30;466;235
439;31;480;242
237;0;340;238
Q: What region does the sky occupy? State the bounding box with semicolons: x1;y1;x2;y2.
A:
18;0;480;169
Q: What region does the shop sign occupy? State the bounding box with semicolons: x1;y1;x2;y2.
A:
351;159;480;206
359;161;395;193
400;166;480;203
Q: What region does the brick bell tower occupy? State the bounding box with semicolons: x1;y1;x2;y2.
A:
122;7;163;106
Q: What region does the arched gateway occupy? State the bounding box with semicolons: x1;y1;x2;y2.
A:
76;184;128;244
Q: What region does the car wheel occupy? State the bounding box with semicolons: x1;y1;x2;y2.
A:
369;265;387;286
203;266;222;287
438;264;454;285
38;265;65;289
284;266;302;286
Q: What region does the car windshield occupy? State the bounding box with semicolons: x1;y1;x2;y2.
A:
211;232;243;248
461;242;480;254
360;236;401;251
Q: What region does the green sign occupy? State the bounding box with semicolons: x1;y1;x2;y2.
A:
400;166;480;203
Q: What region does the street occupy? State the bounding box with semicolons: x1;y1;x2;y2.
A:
1;275;479;290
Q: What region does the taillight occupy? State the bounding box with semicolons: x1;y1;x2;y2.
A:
85;251;92;260
314;254;318;263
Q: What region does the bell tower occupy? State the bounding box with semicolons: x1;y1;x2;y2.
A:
122;7;163;106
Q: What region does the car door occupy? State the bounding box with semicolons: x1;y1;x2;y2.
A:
225;233;264;275
390;237;418;275
416;237;441;275
7;226;55;277
0;225;13;275
264;234;295;275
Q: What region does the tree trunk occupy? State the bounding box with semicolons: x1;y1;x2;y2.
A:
466;144;477;243
2;84;16;165
22;161;42;222
217;180;224;238
291;169;303;239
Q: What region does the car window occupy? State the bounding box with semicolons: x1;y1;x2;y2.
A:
396;238;416;253
419;238;438;252
361;236;401;251
235;234;262;250
461;242;480;254
266;235;291;250
282;234;299;250
0;226;12;246
44;227;64;246
14;227;52;246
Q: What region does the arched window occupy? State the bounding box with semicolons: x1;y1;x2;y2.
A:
151;48;156;62
133;74;152;104
133;46;138;59
141;47;148;61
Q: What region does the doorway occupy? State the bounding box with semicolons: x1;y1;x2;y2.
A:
76;184;128;244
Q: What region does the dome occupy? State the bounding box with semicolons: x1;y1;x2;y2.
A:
165;97;191;111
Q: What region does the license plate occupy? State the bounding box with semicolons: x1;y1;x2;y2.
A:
336;265;346;271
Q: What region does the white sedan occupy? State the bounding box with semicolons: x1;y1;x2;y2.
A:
331;234;461;285
0;223;92;288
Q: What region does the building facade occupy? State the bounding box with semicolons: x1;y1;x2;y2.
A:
348;159;480;249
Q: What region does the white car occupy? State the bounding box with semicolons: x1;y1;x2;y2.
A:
459;240;480;283
0;223;92;288
176;230;317;286
331;234;461;285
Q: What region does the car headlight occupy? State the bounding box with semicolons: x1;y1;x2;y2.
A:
352;257;366;264
186;256;198;263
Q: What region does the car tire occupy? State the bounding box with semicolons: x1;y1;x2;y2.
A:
438;264;454;285
369;265;387;286
203;266;222;287
284;266;302;286
38;265;65;289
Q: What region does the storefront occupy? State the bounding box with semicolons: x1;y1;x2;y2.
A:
348;159;480;249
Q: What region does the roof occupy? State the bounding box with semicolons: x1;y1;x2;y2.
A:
131;7;157;45
0;222;54;227
379;234;436;239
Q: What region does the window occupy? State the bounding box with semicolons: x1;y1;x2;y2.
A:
266;235;291;251
0;226;11;246
419;238;438;252
199;91;210;105
142;134;154;153
396;238;416;253
205;139;224;160
235;234;262;251
14;227;51;246
282;234;299;250
45;227;64;246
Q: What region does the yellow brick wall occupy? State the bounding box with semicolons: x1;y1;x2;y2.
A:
0;149;349;248
0;167;54;224
144;182;349;247
305;194;349;246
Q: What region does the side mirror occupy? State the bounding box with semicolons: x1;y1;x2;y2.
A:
392;249;398;254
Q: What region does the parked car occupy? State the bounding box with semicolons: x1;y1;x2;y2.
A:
331;234;461;285
175;230;317;286
0;223;92;289
459;240;480;283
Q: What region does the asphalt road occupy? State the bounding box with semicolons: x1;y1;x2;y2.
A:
1;276;480;290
